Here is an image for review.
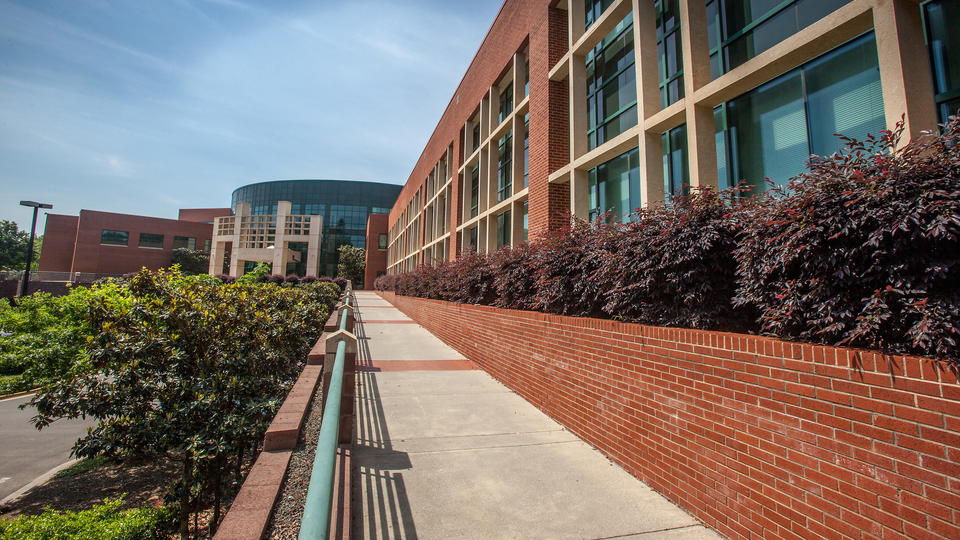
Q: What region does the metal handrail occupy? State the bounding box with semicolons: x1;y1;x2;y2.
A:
298;294;351;540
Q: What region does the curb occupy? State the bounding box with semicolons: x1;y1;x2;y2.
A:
0;388;39;402
0;459;80;509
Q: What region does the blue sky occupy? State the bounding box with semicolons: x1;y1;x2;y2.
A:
0;0;502;232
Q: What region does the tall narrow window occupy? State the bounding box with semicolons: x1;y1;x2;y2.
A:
521;201;529;243
923;0;960;121
661;124;689;200
496;210;512;248
522;113;530;188
656;0;684;107
499;82;513;124
472;122;481;152
497;132;513;202
468;226;478;251
470;165;480;218
716;33;884;192
588;147;641;221
523;60;530;97
705;0;853;78
586;13;637;150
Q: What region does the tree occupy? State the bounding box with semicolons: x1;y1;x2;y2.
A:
25;268;340;537
337;244;365;288
0;220;37;271
171;248;209;275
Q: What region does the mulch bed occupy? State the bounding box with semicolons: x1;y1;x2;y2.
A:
0;458;178;518
264;381;325;540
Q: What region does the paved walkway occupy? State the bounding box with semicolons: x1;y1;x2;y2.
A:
351;291;721;540
0;393;91;501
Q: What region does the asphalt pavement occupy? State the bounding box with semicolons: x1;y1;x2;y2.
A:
0;393;92;501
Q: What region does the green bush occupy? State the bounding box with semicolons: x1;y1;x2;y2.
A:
0;283;130;393
0;497;171;540
26;268;340;536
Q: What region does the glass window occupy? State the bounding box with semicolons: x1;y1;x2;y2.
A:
496;210;512;248
498;132;513;202
662;124;689;200
523;113;530;188
707;0;853;77
468;226;478;251
586;13;638;150
717;33;884;192
173;236;196;250
523;60;530;97
101;229;128;246
588;147;641;221
585;0;615;29
378;233;388;250
203;239;211;252
470;165;480;217
657;0;684;107
472;122;481;152
804;34;885;156
521;201;529;243
923;0;960;121
139;233;164;249
499;82;513;124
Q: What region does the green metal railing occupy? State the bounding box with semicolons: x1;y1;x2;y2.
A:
299;294;351;540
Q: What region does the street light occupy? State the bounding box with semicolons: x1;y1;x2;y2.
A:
18;200;53;298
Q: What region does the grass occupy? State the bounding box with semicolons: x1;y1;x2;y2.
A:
0;374;25;395
55;457;111;479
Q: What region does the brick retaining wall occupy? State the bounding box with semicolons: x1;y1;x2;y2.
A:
380;292;960;540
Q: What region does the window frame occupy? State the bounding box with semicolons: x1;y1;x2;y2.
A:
138;232;165;249
497;132;513;202
100;229;129;247
586;14;638;150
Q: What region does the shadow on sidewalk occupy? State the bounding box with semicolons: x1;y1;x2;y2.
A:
353;318;418;539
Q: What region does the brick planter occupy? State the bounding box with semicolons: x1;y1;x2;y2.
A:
379;291;960;540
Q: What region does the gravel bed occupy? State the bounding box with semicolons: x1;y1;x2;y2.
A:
264;379;325;539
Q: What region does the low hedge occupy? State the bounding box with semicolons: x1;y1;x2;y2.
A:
377;119;960;368
0;498;172;540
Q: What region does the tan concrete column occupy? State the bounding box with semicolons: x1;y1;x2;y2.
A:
639;131;665;206
229;254;243;277
872;0;938;141
570;55;589;162
306;217;321;276
679;0;718;188
569;0;585;46
633;0;666;204
570;169;590;220
209;239;226;275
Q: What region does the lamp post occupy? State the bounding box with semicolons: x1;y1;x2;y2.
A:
18;200;53;298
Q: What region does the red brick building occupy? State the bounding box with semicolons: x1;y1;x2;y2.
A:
386;0;955;273
363;213;389;288
38;208;229;277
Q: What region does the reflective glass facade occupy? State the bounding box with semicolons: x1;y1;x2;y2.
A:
706;0;853;78
657;0;684;107
923;0;960;121
662;124;689;200
588;147;641;221
231;180;401;276
586;12;638;150
715;33;884;191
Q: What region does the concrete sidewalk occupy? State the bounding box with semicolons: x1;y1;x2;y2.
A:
350;291;721;540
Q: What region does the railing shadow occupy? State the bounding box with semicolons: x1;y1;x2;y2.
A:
353;316;418;539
